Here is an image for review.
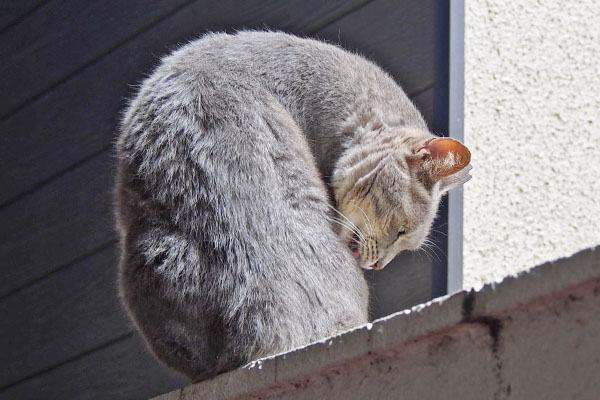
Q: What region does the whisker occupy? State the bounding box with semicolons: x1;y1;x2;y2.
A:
325;216;366;243
349;236;364;246
419;246;433;262
427;239;446;257
349;201;374;237
338;220;366;243
430;229;448;237
327;204;359;229
326;204;366;241
420;238;444;262
326;216;358;235
419;245;439;263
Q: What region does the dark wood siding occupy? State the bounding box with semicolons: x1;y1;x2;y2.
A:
0;1;449;398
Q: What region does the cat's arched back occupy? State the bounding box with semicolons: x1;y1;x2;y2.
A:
115;31;470;381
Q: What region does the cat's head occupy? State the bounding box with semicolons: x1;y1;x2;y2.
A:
332;129;471;270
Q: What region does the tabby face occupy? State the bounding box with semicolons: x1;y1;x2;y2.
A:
333;132;471;270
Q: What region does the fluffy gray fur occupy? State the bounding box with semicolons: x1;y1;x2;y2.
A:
115;31;470;382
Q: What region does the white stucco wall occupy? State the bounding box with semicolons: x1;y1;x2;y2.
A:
463;0;600;289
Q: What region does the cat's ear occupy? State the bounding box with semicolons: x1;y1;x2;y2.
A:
412;137;472;190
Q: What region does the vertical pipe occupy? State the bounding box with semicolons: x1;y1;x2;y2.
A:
447;0;465;293
431;0;450;298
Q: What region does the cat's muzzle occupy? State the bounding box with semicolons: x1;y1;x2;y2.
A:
349;233;382;270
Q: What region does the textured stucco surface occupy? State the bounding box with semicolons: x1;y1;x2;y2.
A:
463;0;600;289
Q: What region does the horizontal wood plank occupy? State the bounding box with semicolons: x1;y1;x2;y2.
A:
0;0;368;119
0;151;114;297
0;334;188;400
0;245;131;387
412;86;435;129
0;0;190;117
367;251;434;319
0;0;46;32
316;0;436;96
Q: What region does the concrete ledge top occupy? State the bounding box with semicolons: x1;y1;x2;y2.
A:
154;246;600;400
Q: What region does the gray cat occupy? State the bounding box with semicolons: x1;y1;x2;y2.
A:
115;31;471;382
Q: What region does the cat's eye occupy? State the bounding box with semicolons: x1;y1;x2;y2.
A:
397;228;407;238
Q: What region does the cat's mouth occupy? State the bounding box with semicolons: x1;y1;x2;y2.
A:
348;232;382;270
348;232;361;258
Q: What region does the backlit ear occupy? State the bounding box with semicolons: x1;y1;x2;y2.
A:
416;137;471;183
